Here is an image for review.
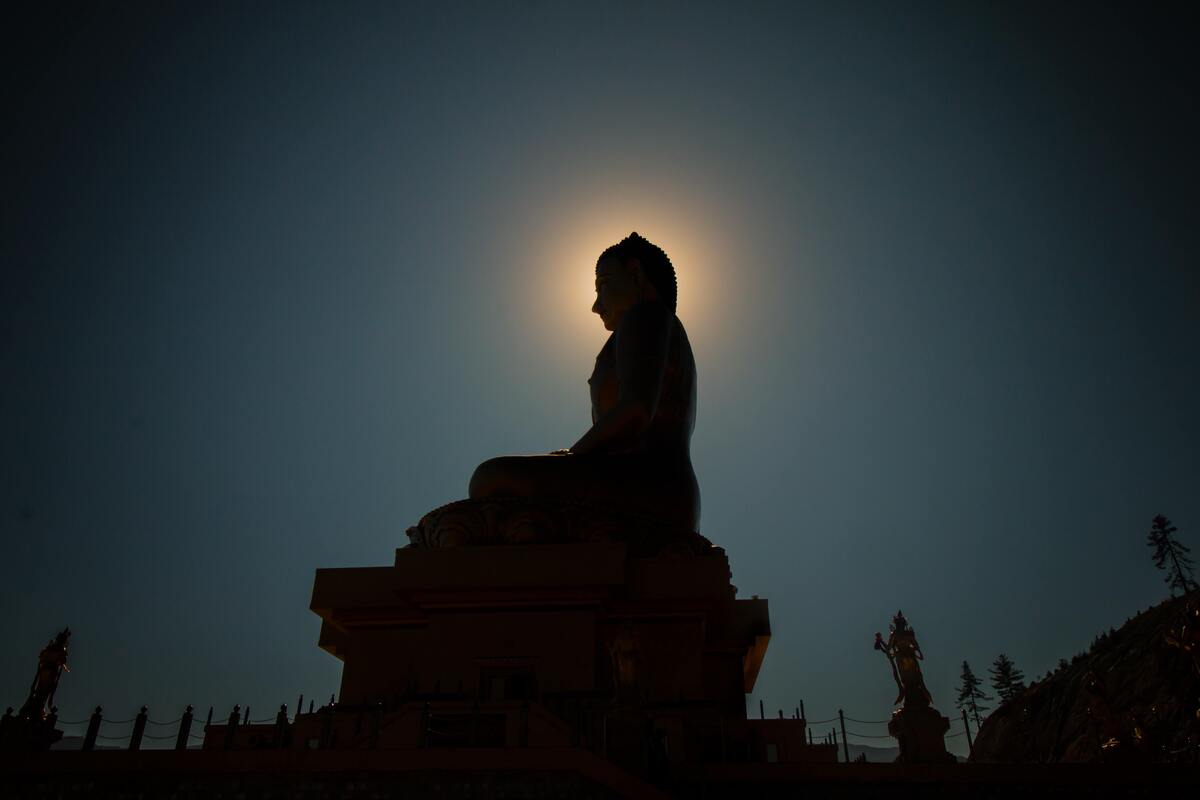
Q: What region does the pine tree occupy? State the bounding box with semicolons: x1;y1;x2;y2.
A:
1147;515;1198;596
988;653;1027;703
955;660;991;726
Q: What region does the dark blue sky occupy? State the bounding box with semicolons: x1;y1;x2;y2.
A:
2;2;1196;751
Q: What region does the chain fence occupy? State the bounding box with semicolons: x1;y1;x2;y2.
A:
31;696;981;759
756;701;979;761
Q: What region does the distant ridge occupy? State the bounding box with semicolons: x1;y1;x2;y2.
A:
50;736;119;751
845;741;964;763
972;591;1199;762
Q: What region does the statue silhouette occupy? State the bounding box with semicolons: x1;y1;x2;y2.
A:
18;629;70;721
469;232;701;533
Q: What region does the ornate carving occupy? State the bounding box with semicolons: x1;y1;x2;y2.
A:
406;497;717;557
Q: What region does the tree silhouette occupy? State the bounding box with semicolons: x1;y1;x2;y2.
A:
955;660;991;726
988;653;1026;703
1146;515;1198;596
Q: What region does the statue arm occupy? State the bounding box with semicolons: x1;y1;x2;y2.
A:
571;303;670;455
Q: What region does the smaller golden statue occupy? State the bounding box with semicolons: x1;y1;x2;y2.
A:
875;611;953;763
874;611;933;708
18;628;71;721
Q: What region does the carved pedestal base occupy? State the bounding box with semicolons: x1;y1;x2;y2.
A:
888;705;955;764
406;497;713;556
0;714;63;752
281;499;837;773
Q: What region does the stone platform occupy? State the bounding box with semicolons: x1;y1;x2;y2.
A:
302;501;829;774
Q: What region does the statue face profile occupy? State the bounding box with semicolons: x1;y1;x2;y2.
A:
592;257;657;332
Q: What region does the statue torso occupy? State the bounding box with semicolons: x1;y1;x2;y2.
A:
588;303;697;456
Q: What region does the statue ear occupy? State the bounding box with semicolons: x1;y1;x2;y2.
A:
627;258;657;297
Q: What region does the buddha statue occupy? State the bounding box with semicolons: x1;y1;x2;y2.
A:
467;232;701;534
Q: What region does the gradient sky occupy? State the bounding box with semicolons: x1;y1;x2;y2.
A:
2;1;1196;753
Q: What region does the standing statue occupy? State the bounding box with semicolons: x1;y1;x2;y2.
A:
468;232;701;533
18;628;71;721
874;611;933;708
874;612;953;764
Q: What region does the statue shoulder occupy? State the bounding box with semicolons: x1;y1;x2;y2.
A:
615;301;672;345
627;299;671;324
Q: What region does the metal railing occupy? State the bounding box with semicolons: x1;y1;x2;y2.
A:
753;698;978;761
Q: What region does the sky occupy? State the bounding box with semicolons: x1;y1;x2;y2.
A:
2;1;1197;754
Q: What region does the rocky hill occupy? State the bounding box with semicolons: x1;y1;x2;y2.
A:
971;591;1199;763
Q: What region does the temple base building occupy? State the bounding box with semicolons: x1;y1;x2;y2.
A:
204;499;835;786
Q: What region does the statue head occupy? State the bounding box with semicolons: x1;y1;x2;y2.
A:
592;232;677;331
892;611;909;633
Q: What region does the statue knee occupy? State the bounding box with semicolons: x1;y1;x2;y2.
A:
469;457;510;499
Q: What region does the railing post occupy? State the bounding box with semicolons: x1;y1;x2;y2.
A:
319;703;334;749
961;708;974;756
838;709;850;764
175;705;193;750
831;727;838;760
369;702;382;750
83;706;102;751
758;699;764;720
273;704;289;748
295;695;303;722
800;699;806;721
129;706;148;750
224;705;241;750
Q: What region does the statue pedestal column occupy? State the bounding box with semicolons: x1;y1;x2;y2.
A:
0;713;63;752
888;705;955;764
